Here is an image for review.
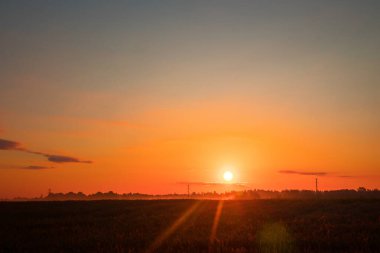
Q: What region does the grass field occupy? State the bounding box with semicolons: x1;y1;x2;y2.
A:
0;199;379;252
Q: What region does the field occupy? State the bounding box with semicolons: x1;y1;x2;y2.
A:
0;200;379;253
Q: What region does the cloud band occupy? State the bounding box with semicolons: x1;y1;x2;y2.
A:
0;138;92;164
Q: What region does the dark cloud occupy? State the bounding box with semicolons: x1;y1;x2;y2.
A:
45;155;92;164
278;170;327;176
0;138;22;150
23;165;53;170
0;137;92;164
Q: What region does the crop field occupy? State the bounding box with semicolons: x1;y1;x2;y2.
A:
0;199;379;252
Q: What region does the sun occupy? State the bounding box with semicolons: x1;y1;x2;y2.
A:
223;171;234;182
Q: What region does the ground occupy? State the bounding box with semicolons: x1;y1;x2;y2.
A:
0;199;379;252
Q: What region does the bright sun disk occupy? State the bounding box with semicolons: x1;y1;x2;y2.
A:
223;171;233;182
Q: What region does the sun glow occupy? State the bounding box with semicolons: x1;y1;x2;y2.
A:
223;171;234;182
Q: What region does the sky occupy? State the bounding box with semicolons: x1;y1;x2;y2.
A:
0;1;379;198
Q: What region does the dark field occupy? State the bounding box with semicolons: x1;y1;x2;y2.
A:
0;200;379;253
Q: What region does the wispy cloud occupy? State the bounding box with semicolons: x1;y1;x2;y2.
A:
278;170;327;176
278;170;359;178
336;175;357;178
0;138;92;164
178;181;248;188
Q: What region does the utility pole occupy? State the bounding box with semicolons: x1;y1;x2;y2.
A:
315;178;318;193
315;178;318;199
187;184;190;198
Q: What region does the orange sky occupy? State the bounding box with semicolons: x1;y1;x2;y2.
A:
0;1;379;198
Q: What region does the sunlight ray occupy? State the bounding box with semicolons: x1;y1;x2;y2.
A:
209;200;224;246
146;201;201;252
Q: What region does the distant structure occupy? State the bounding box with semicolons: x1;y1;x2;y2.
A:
27;188;380;201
